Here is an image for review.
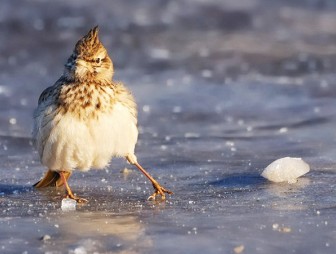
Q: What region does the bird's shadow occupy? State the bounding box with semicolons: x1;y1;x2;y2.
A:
0;184;33;195
0;184;62;203
209;173;266;190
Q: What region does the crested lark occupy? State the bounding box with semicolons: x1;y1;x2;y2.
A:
33;26;172;202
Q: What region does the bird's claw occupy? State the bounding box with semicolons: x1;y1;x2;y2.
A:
65;194;88;204
147;183;173;201
147;192;158;201
76;197;88;204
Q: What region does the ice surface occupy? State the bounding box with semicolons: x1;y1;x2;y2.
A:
261;157;310;183
1;0;336;253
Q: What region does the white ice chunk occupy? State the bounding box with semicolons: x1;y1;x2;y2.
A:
61;198;77;211
261;157;310;183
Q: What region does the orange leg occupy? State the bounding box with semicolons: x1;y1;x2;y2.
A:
127;156;173;201
59;171;88;203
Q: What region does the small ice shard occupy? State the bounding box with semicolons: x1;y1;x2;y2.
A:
40;234;51;242
272;223;279;230
61;198;77;211
261;157;310;183
272;223;292;233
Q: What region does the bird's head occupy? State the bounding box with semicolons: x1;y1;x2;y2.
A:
64;26;113;82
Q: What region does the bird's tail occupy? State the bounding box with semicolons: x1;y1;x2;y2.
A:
33;170;71;188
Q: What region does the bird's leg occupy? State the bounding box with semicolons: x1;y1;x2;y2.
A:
126;155;173;201
59;171;88;203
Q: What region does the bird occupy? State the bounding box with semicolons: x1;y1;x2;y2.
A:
32;26;172;203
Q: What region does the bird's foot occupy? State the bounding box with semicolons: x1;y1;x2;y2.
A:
65;193;88;204
59;171;88;203
127;157;173;201
148;182;173;201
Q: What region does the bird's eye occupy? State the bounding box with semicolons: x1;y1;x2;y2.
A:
95;58;101;64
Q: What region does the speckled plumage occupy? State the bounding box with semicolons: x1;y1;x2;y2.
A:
33;26;172;202
33;27;137;171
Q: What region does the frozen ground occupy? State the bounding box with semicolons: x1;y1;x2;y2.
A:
1;0;336;253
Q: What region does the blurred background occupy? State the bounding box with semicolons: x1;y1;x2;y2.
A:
2;0;336;137
2;0;336;136
1;0;336;253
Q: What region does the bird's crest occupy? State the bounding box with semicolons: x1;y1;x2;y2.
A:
74;26;101;56
83;26;100;45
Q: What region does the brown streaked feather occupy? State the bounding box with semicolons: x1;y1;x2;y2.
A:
34;170;71;188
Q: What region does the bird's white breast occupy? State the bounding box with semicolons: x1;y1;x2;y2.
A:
34;102;138;171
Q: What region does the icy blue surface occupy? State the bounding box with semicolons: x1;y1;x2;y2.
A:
1;0;336;253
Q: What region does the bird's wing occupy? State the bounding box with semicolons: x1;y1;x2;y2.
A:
37;77;65;105
38;86;54;105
